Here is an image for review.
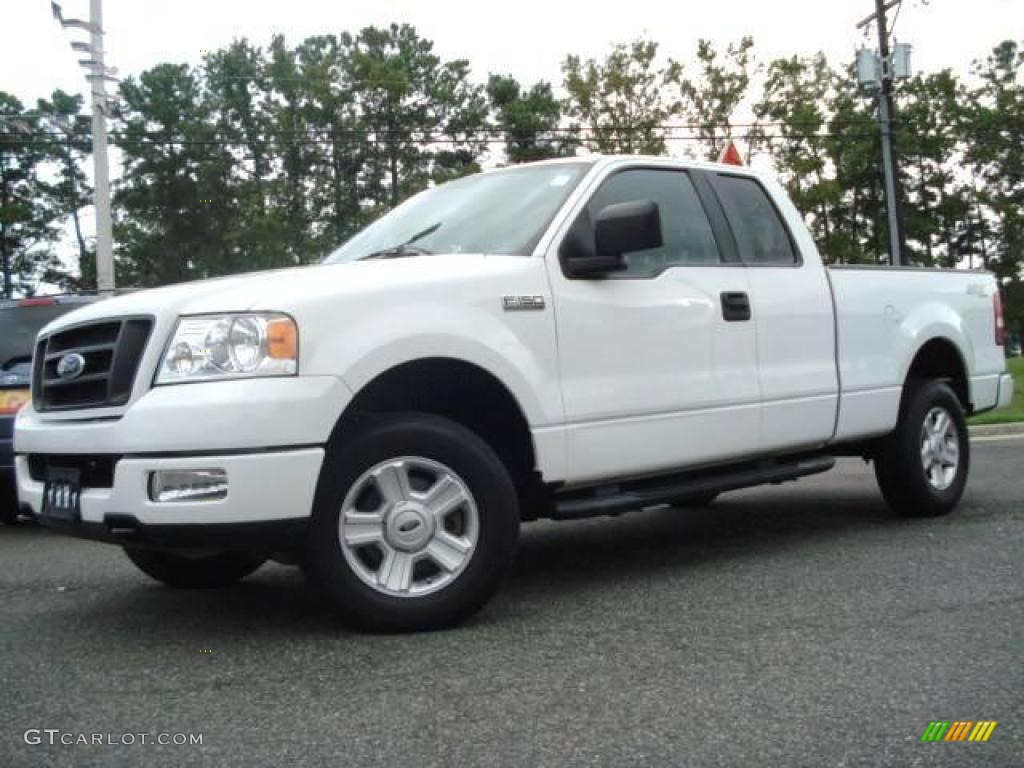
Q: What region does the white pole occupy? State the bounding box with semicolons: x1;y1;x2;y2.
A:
90;0;115;291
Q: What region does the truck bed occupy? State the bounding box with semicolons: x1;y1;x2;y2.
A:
827;265;1004;442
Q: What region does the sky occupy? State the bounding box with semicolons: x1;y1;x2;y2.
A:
2;0;1022;277
4;0;1020;109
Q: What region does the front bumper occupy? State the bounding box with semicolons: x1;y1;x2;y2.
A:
14;375;348;534
16;447;325;527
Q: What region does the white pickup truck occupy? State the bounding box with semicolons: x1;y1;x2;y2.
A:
15;156;1014;630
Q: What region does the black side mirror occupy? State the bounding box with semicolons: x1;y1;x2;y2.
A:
595;200;662;258
561;200;662;278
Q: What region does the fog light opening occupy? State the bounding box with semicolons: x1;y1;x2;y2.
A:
149;469;228;503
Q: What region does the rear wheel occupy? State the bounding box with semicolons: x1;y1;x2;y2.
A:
304;413;519;632
874;380;969;517
124;548;266;588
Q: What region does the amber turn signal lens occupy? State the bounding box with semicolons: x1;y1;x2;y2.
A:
266;318;298;360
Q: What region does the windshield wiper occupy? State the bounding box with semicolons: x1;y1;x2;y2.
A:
359;222;442;260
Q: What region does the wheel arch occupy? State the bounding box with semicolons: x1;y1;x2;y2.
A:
902;336;971;413
331;357;543;503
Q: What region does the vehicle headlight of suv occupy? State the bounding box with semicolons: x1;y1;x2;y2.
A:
155;313;298;384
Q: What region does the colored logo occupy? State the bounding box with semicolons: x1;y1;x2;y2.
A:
56;353;86;381
921;721;997;742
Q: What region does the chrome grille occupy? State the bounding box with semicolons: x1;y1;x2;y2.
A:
33;318;152;411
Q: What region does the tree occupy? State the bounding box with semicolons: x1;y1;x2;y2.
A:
678;37;756;160
486;74;572;163
202;39;282;271
962;39;1023;335
114;63;235;286
0;92;67;296
35;89;93;286
345;24;488;210
295;34;365;252
562;39;680;155
753;54;842;258
894;70;967;267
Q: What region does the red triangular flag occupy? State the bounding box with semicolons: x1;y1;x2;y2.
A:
718;141;744;166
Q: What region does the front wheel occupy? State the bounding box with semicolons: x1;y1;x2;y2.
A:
304;413;520;632
124;548;267;588
874;380;969;517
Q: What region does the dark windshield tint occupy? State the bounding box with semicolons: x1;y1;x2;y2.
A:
324;162;592;263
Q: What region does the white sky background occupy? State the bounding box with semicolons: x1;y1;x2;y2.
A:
2;0;1022;280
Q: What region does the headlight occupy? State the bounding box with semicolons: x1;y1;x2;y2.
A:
155;313;298;384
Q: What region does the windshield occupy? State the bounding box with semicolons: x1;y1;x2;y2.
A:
324;162;593;263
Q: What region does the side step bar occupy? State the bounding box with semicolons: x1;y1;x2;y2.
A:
551;455;836;520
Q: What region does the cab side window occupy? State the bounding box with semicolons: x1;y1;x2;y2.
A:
711;175;798;265
585;169;721;277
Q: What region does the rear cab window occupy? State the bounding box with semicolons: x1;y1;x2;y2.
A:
710;174;799;266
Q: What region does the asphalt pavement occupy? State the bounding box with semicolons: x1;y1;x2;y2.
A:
1;437;1021;767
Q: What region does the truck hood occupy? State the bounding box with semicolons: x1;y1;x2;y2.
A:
38;254;532;335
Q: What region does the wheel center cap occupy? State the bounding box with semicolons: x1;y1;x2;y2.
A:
385;503;434;552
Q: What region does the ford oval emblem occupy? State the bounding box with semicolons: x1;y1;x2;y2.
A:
56;352;86;381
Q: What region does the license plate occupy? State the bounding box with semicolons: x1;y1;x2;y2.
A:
42;467;82;523
0;388;30;414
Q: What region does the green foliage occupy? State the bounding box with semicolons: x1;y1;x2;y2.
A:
0;28;1021;328
487;75;571;163
34;90;93;287
347;24;487;207
109;25;489;286
962;40;1024;325
679;37;756;160
0;91;81;296
114;63;231;286
561;39;680;155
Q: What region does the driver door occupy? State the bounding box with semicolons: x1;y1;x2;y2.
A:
546;165;762;485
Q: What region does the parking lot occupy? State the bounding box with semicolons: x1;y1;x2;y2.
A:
2;437;1021;767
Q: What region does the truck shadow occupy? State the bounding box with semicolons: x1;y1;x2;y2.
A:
509;490;898;595
44;486;912;640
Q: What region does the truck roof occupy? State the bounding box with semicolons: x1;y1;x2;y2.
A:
510;153;761;177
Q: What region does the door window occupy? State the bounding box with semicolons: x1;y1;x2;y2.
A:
583;169;722;276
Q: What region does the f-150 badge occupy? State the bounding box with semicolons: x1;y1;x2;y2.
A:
502;295;546;311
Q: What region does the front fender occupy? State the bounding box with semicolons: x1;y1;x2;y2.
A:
302;300;562;430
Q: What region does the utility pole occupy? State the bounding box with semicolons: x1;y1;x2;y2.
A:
874;0;904;266
89;0;116;291
858;0;906;266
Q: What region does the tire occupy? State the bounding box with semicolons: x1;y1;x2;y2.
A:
0;482;18;525
673;492;719;508
124;548;266;588
874;379;969;517
304;413;520;632
0;506;18;526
